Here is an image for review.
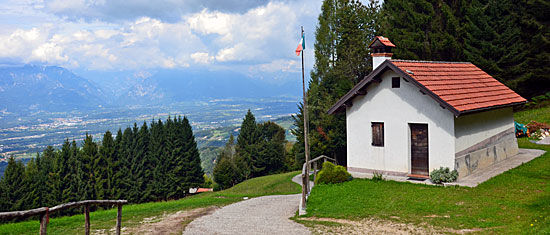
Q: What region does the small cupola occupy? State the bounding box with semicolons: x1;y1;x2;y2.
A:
369;36;395;70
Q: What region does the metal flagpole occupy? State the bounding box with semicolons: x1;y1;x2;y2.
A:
300;26;310;209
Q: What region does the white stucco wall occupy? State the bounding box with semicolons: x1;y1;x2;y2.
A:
454;107;515;153
346;70;456;174
373;56;392;70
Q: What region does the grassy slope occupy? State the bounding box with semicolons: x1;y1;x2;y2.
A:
304;108;550;234
514;106;550;124
0;171;301;234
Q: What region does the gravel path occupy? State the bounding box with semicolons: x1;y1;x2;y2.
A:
183;175;310;235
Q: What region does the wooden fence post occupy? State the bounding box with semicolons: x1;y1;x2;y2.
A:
116;204;122;235
39;208;48;235
313;161;317;186
84;204;90;235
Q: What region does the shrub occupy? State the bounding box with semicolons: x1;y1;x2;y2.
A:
430;167;459;184
372;171;384;181
315;161;352;185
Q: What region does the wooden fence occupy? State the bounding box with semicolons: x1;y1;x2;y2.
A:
299;155;336;215
0;200;128;235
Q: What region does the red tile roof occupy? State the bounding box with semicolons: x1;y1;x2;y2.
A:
197;188;213;193
328;60;527;115
369;36;396;47
391;60;526;113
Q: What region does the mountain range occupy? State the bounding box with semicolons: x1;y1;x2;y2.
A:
0;65;302;115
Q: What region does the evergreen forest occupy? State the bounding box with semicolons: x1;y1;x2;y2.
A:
213;110;289;190
0;116;204;215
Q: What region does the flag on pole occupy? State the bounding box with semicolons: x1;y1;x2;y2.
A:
295;33;305;56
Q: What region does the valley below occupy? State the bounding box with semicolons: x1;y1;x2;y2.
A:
0;96;299;175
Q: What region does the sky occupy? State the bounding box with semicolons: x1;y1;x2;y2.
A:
0;0;323;83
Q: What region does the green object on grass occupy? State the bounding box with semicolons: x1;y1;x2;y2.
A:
515;121;528;135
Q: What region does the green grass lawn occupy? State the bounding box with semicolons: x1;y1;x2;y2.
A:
514;106;550;124
305;141;549;234
303;107;550;234
0;171;301;234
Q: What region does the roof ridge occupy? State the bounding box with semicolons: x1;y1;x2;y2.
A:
391;59;472;64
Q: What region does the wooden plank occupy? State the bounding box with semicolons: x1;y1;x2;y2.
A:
116;204;122;235
50;200;127;213
84;204;90;235
0;207;47;220
313;161;317;186
1;200;127;235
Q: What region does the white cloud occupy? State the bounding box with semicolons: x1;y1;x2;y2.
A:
31;42;68;62
216;46;238;62
0;0;321;82
187;10;232;37
0;27;50;60
256;59;300;73
191;52;213;64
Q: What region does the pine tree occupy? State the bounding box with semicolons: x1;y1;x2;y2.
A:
62;140;80;206
181;116;205;194
79;134;97;200
39;146;57;206
163;116;179;199
213;154;238;190
112;128;132;200
55;139;71;205
149;119;166;200
138;121;155;202
95;131;114;200
256;121;286;176
213;134;239;189
2;156;25;211
127;123;144;202
293;0;380;166
20;156;40;210
235;110;260;179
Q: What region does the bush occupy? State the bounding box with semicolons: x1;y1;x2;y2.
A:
372;171;384;181
202;174;214;188
430;167;459;184
315;162;352;185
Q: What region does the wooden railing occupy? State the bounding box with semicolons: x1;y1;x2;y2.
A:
299;155;336;215
0;200;128;235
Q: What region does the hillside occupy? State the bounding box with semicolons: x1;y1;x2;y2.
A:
0;171;301;234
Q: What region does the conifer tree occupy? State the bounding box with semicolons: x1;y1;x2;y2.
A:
235;110;260;179
95;131;114;200
181;116;205;193
55;139;71;205
149;119;166;200
127;123;145;202
213;134;238;189
2;156;25;211
20;156;40;210
256;121;286;176
39;146;57;206
113;128;133;200
62;140;80;206
79;134;97;200
292;0;380;166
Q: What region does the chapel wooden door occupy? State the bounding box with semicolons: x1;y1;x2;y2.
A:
410;124;429;176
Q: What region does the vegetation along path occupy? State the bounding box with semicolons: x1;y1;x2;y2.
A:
183;175;310;235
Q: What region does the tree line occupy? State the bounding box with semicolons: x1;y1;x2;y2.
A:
213;110;289;190
0;116;204;214
291;0;549;167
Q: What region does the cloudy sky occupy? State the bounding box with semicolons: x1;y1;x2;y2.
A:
0;0;324;82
